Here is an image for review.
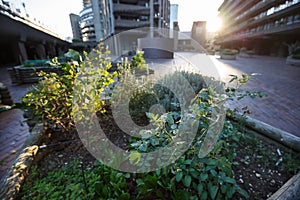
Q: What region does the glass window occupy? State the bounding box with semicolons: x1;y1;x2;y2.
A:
294;14;300;22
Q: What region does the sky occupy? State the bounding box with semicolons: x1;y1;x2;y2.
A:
8;0;223;39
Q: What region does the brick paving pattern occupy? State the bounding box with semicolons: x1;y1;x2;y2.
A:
212;55;300;137
0;67;31;179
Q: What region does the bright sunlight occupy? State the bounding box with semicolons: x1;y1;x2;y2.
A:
207;17;223;32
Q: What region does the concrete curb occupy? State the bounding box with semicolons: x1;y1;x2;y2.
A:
267;172;300;200
230;114;300;152
0;124;43;200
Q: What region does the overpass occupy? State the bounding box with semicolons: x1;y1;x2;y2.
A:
0;1;70;66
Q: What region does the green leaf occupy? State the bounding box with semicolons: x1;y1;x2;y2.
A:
223;177;236;184
175;189;191;199
238;187;249;198
197;184;203;194
228;75;237;83
94;181;102;195
221;184;227;194
209;185;218;199
200;173;208;181
210;169;217;176
201;191;208;199
129;151;141;165
176;172;183;182
150;138;159;146
183;159;192;165
183;175;192;187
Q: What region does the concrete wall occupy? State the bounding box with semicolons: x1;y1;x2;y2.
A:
137;38;174;59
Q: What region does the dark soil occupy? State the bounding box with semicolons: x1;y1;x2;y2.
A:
22;108;299;200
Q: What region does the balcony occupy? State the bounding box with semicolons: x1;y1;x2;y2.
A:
113;3;150;15
232;0;295;27
222;2;300;37
119;0;139;4
114;19;150;28
219;21;300;43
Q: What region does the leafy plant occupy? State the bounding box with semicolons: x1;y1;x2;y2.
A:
23;44;117;132
284;41;300;56
221;49;239;55
132;50;147;70
225;73;267;116
292;53;300;59
22;55;78;131
127;71;252;199
20;159;131;200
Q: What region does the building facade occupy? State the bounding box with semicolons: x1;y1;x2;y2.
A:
191;21;206;48
170;4;178;31
69;14;82;41
79;0;96;42
70;0;170;43
217;0;300;56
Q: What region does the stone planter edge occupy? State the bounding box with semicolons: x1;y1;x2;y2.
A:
286;56;300;66
229;113;300;152
220;54;237;60
0;123;44;200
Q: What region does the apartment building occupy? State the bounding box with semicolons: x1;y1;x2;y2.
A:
217;0;300;56
70;0;170;43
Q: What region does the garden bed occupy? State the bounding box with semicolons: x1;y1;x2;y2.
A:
13;107;299;200
9;47;300;199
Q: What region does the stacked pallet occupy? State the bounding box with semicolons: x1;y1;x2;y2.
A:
0;84;13;106
7;65;63;84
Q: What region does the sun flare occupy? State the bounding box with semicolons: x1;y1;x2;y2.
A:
207;17;222;32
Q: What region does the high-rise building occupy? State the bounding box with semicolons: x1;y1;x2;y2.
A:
217;0;300;56
70;0;170;43
69;14;82;41
170;4;178;30
79;0;96;42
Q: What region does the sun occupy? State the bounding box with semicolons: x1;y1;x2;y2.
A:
207;17;222;32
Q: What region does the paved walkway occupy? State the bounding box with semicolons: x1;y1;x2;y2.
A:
0;67;31;179
212;55;300;137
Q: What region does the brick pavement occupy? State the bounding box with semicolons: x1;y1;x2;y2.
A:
212;55;300;137
0;67;31;179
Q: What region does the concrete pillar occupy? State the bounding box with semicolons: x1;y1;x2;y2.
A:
173;22;179;51
36;44;46;59
91;0;102;42
18;35;28;62
18;42;28;62
150;0;154;38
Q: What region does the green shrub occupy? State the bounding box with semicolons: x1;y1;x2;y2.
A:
22;58;78;131
23;59;51;67
221;49;238;55
152;71;206;112
23;45;117;132
292;53;300;59
132;50;147;70
285;41;300;56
